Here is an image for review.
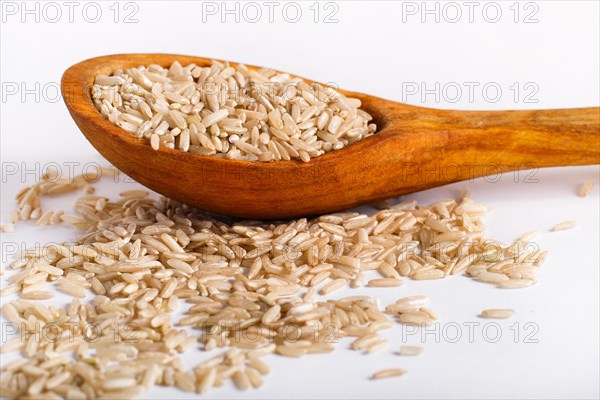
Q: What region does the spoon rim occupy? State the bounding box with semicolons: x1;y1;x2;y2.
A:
61;53;396;171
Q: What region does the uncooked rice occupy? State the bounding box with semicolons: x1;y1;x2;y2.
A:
550;220;578;232
1;224;14;233
578;180;594;197
367;278;403;287
371;368;406;379
479;309;515;319
91;60;377;162
398;345;423;356
0;167;549;398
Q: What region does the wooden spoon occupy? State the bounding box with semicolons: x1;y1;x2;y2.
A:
62;54;600;219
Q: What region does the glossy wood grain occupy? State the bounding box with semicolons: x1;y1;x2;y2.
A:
62;54;600;218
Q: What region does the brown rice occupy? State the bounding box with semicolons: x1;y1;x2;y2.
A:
0;168;549;398
371;368;406;379
91;60;377;162
480;309;516;319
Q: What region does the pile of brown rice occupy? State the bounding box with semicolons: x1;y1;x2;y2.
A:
91;60;377;162
0;168;545;398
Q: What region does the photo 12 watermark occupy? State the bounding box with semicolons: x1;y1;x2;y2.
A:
400;1;540;24
399;321;540;344
1;161;128;184
198;1;340;24
1;82;63;104
1;321;141;349
1;1;141;24
401;81;540;105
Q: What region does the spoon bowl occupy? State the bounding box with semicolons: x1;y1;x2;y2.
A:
62;54;600;218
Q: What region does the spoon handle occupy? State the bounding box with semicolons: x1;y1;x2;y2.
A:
380;105;599;185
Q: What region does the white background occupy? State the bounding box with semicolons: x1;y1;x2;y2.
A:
1;1;599;399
